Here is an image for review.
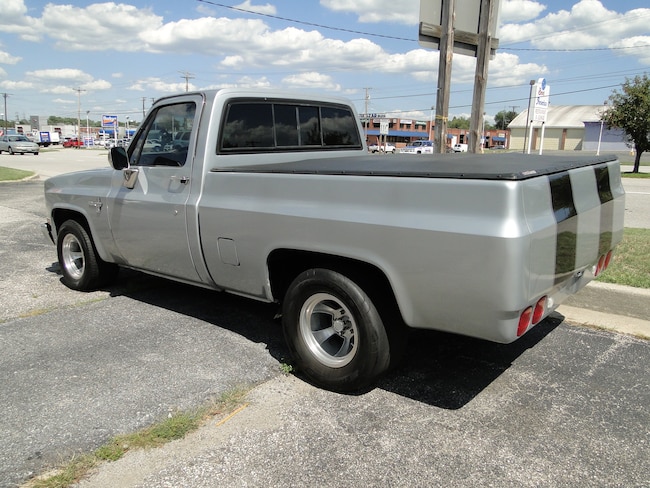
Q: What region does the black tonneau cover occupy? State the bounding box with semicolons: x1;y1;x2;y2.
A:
213;152;618;181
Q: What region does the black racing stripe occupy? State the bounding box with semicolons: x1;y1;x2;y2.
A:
594;165;614;255
549;172;578;284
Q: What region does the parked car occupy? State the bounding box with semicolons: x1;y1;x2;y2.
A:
63;138;84;148
452;143;468;153
368;142;396;153
165;131;191;151
0;134;40;155
490;144;507;150
400;140;435;154
143;139;162;152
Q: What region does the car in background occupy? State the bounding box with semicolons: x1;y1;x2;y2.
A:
0;134;40;155
368;142;396;153
63;138;84;148
452;143;468;153
490;144;507;150
400;140;435;155
143;139;162;152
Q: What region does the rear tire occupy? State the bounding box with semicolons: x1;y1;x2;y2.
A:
282;268;391;392
56;220;118;291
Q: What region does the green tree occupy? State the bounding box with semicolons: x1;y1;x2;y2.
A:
494;110;518;130
604;74;650;173
448;116;470;129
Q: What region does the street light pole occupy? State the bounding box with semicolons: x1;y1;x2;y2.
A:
523;79;535;154
596;101;608;156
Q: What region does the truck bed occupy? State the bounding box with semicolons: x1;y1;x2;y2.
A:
213;152;618;181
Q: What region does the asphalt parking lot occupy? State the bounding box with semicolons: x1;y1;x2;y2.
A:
1;149;649;487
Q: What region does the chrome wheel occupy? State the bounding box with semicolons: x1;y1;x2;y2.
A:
61;233;85;280
299;292;358;368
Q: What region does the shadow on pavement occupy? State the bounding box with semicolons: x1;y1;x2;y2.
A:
47;264;562;410
379;317;561;409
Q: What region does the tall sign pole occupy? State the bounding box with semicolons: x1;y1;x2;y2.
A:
433;0;454;154
469;0;497;154
419;0;500;154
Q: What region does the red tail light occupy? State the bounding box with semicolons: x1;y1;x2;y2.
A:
604;250;613;270
518;307;533;337
532;296;547;325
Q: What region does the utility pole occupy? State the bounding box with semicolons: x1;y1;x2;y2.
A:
2;93;8;131
179;71;195;92
142;97;148;118
434;0;454;154
363;87;371;143
74;87;86;139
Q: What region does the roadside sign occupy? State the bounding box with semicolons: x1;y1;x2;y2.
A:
533;78;550;122
419;0;500;57
380;119;389;135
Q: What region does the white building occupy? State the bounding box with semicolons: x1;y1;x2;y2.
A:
508;105;629;152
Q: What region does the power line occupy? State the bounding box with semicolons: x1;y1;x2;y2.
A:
198;0;650;53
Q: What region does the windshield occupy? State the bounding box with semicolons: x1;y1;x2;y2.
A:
10;136;29;142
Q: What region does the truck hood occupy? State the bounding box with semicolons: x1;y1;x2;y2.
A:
44;167;114;195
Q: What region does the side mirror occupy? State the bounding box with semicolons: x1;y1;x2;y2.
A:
109;147;129;170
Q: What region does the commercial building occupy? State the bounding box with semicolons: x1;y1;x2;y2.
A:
508;105;629;153
361;114;509;150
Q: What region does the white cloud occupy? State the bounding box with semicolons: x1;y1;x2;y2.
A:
26;68;94;83
499;0;650;51
320;0;417;24
40;2;162;51
0;51;22;65
282;72;341;91
128;77;190;94
233;1;277;15
499;0;546;23
0;79;34;90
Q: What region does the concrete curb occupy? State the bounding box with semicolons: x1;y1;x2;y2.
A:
558;281;650;339
556;305;650;339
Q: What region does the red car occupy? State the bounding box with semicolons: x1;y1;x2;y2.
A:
63;138;84;148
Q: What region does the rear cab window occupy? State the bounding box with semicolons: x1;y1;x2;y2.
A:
219;99;361;154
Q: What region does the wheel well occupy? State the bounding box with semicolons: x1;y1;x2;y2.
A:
267;249;401;316
52;209;91;237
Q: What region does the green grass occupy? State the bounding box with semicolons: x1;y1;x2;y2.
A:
598;228;650;288
621;171;650;178
0;166;35;181
24;385;251;488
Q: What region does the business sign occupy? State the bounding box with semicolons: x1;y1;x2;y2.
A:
419;0;500;57
533;78;550;122
379;119;390;135
102;114;118;129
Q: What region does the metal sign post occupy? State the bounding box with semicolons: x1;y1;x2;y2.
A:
419;0;500;154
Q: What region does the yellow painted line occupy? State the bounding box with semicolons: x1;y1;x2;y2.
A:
215;403;249;427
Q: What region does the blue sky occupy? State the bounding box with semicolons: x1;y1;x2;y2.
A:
0;0;649;125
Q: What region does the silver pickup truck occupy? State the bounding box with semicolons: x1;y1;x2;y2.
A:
42;88;625;392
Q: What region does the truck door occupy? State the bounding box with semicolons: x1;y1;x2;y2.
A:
106;96;202;282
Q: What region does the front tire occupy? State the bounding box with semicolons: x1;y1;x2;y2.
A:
282;268;390;392
56;220;118;291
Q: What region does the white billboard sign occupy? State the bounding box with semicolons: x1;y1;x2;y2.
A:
419;0;500;57
533;78;550;122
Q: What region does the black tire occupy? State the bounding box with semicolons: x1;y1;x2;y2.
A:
8;147;14;155
282;268;391;392
56;220;118;291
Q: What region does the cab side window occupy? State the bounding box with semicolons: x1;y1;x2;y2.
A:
128;102;196;167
